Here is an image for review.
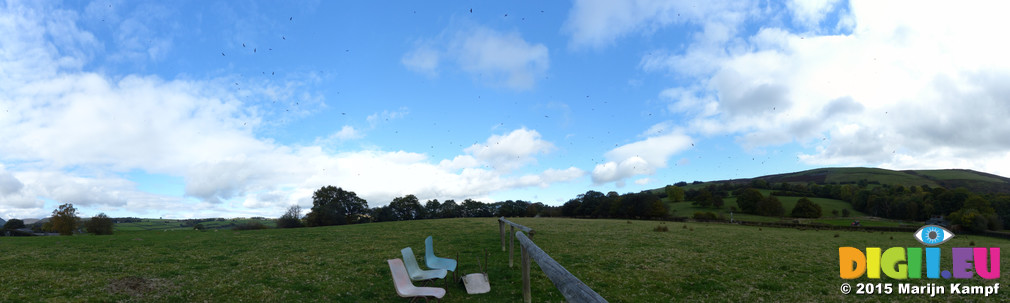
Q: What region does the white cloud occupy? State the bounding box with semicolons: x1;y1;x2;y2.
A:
366;107;409;127
649;0;1010;177
0;166;23;196
787;0;843;30
563;0;755;49
403;25;549;90
401;44;440;77
464;128;555;172
592;129;693;185
330;126;362;141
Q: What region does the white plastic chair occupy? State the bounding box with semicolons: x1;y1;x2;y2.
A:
387;259;446;302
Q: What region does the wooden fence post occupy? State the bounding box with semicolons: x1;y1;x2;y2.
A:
522;244;531;303
509;225;515;267
499;219;506;251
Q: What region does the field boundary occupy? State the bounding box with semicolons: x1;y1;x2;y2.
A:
516;231;606;303
497;217;607;303
498;217;535;268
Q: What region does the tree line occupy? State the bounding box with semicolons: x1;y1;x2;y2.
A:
1;203;115;237
279;186;671;229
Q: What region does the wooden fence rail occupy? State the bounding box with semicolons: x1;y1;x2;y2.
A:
516;231;607;303
498;217;535;268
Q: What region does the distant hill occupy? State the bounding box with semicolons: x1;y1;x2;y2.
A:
675;167;1010;194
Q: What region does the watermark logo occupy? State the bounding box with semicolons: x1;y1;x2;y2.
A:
915;225;954;246
839;247;1000;279
837;226;1001;297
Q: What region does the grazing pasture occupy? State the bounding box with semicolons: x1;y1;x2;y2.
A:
1;218;1007;302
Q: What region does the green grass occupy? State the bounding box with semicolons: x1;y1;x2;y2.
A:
910;169;1006;183
2;218;1008;302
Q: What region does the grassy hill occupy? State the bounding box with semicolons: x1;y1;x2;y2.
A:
665;189;922;228
754;167;1010;193
2;218;1007;302
654;167;1010;227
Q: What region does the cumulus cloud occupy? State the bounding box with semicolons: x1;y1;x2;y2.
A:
647;0;1010;176
464;128;556;172
563;0;754;49
0;3;580;219
592;128;693;185
403;25;549;90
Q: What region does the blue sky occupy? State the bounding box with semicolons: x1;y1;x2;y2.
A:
2;0;1010;219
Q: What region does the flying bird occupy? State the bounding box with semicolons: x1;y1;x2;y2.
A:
289;17;293;21
254;48;256;53
221;52;225;56
470;8;472;13
242;43;245;47
282;36;286;40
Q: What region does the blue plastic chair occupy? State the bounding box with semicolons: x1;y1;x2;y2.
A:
425;236;457;273
401;247;446;285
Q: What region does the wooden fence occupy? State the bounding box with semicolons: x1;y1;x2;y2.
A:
498;217;535;268
516;231;607;303
497;217;606;303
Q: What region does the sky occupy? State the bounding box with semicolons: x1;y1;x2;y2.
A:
2;0;1010;220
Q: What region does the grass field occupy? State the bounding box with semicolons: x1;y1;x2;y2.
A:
2;218;1008;302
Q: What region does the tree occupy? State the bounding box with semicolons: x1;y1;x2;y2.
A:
692;189;713;208
841;208;851;217
708;195;724;209
461;199;492;217
645;197;669;219
497;200;530;217
51;203;80;236
371;206;396;222
84;213;114;235
277;205;304;228
561;199;580;217
3;219;25;230
755;195;785;217
964;196;995;215
790;197;822;218
424;199;441;219
304;186;369;227
736;188;764;214
438;200;459;218
665;185;685;202
389;195;423;221
526;202;545;217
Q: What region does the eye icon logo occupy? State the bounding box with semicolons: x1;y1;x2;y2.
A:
914;225;954;246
